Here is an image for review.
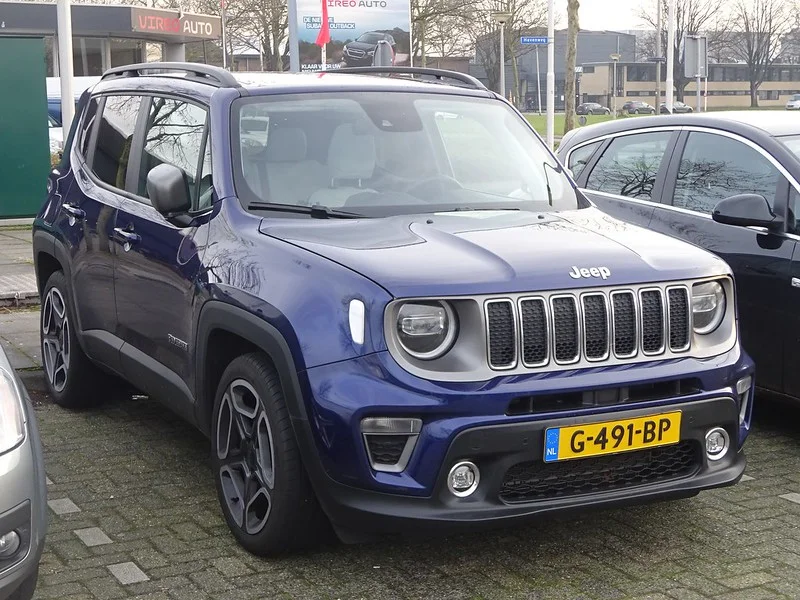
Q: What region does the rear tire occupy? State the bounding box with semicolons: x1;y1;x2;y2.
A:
40;271;108;408
211;352;328;555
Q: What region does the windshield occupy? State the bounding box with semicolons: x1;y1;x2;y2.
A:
779;135;800;159
792;95;800;101
233;92;578;217
357;33;384;44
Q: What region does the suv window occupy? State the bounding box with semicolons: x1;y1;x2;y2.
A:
78;97;99;159
585;132;672;200
567;141;602;179
92;95;142;189
672;132;779;214
137;98;209;207
233;92;579;216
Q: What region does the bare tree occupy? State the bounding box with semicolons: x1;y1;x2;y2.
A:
639;0;732;101
563;0;579;134
412;0;480;66
731;0;792;106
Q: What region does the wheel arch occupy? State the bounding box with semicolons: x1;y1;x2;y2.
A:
195;301;309;439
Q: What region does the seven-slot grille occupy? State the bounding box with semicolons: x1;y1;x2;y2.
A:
485;286;691;370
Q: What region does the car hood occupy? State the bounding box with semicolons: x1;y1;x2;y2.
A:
346;41;378;51
259;208;729;298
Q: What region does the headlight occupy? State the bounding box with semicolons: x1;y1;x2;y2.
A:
396;301;457;360
692;281;726;334
0;369;25;456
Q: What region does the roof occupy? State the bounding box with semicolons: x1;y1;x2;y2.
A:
565;111;800;147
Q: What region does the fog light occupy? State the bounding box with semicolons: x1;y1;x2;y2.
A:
705;427;730;461
0;530;20;558
447;461;480;497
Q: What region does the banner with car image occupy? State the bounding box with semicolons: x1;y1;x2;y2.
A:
296;0;411;71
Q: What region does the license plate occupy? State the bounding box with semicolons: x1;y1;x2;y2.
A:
543;411;682;463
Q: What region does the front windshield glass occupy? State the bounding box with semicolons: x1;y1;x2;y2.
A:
357;33;384;44
779;135;800;159
233;92;579;217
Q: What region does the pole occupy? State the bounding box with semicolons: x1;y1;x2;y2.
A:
536;45;542;115
288;0;300;72
704;76;708;111
696;40;701;112
612;60;617;118
56;0;74;132
546;0;555;150
321;43;327;71
666;0;675;113
655;0;662;110
499;23;505;98
220;0;228;69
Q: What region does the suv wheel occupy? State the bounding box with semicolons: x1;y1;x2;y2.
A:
212;353;326;555
40;271;106;408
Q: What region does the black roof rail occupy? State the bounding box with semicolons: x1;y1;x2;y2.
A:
101;62;240;88
334;66;488;91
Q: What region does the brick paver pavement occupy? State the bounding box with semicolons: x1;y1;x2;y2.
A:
20;372;800;600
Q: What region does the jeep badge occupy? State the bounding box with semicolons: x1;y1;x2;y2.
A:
569;266;611;280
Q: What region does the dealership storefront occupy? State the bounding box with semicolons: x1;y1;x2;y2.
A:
0;2;221;76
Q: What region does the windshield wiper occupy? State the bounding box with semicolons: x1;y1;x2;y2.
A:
247;202;365;219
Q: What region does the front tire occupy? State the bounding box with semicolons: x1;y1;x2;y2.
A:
211;353;326;555
40;271;107;408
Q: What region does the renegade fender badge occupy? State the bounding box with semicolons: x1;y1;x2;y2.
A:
569;266;611;280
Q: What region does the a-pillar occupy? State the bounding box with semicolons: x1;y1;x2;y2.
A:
164;42;186;62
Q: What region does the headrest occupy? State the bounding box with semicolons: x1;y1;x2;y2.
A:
327;124;376;181
266;127;308;162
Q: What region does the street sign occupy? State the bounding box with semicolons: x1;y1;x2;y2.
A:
684;36;708;78
647;56;667;63
521;36;548;45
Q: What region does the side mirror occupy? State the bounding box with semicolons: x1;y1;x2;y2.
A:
712;194;783;230
146;164;191;216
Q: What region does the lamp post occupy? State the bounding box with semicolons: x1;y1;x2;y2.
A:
666;0;675;113
491;11;512;99
610;53;621;119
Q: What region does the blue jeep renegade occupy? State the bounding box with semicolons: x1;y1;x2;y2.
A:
33;63;754;555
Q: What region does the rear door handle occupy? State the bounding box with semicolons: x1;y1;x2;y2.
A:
61;203;85;223
113;227;141;251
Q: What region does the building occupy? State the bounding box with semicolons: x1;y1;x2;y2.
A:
580;60;800;109
471;29;636;110
0;1;221;76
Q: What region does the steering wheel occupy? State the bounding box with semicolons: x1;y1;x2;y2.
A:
405;174;463;198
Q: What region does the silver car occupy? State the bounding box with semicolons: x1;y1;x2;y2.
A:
0;347;46;600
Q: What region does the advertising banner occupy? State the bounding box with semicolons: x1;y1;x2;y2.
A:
296;0;412;71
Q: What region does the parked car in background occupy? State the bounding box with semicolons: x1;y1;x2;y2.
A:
48;115;63;155
786;94;800;110
34;63;753;556
660;101;693;114
0;346;47;600
558;111;800;403
342;32;396;67
577;102;610;115
46;76;101;126
622;101;656;114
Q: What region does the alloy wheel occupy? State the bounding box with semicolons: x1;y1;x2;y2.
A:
42;287;70;393
216;379;276;535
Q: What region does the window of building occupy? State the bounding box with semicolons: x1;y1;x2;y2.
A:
584;132;672;200
672;132;779;214
91;95;142;190
138;98;209;208
583;65;595;74
626;65;655;82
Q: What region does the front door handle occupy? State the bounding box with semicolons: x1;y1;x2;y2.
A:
113;227;141;251
61;203;85;224
792;277;800;288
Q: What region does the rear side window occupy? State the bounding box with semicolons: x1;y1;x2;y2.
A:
567;141;602;179
92;95;142;189
137;98;208;206
585;132;672;200
672;132;779;214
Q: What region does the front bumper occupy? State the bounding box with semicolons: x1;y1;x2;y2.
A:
296;347;753;534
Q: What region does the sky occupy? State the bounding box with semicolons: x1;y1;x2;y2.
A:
555;0;645;32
